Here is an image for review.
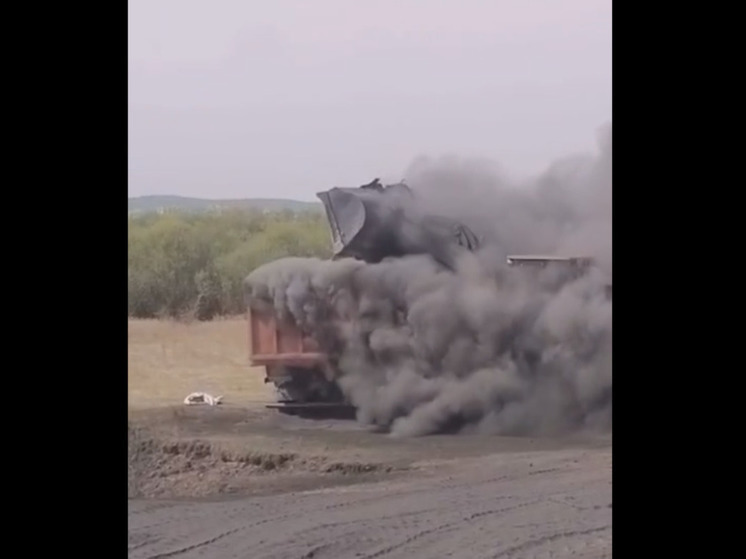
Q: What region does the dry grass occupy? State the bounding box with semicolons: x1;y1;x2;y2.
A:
128;318;273;409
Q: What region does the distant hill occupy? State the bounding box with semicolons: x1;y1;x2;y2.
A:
128;195;322;215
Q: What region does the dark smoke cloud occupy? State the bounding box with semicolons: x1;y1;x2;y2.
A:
245;123;612;437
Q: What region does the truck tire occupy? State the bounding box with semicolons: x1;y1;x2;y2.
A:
272;366;345;404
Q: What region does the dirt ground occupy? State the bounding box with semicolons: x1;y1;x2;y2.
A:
128;320;612;558
128;405;611;559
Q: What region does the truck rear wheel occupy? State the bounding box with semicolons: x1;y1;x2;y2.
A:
268;366;345;404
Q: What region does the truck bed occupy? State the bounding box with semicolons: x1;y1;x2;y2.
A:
248;307;326;369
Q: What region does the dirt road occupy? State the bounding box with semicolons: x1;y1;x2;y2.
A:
128;407;611;559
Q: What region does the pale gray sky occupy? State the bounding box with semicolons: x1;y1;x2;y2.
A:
128;0;611;201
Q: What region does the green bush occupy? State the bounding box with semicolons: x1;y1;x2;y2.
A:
128;209;332;319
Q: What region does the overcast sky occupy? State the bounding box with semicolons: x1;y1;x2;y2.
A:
128;0;611;201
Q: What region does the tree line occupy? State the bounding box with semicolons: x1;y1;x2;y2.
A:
128;209;332;320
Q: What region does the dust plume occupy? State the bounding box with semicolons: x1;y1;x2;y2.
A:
245;123;612;437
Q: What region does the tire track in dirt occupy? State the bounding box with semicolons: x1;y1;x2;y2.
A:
247;458;590;559
131;465;497;557
490;525;611;558
278;498;518;559
143;526;247;559
357;499;545;559
279;472;605;559
129;444;611;559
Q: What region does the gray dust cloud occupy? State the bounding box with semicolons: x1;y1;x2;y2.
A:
245;124;611;437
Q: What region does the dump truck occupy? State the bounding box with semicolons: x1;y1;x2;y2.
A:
246;179;611;413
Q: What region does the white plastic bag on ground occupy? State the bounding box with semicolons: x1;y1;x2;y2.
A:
183;392;224;406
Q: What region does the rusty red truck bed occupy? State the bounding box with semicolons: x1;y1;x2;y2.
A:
248;306;326;370
247;306;350;414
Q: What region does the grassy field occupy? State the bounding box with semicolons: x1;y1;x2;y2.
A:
128;318;273;409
